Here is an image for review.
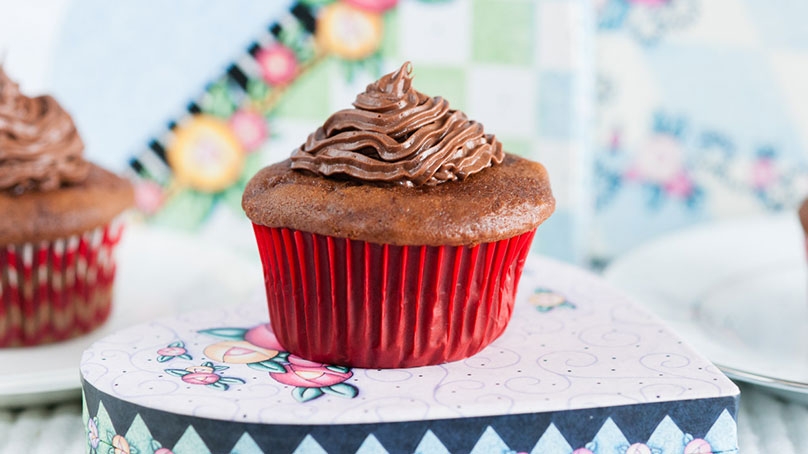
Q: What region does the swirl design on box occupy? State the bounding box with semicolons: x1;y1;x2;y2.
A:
290;62;504;187
81;259;737;428
0;67;89;193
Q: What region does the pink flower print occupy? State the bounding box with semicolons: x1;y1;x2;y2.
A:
244;324;285;350
229;110;268;153
625;443;652;454
182;372;222;386
165;361;245;391
157;341;192;363
751;157;778;190
87;417;100;451
573;442;596;454
134;180;164;215
684;438;712;454
630;134;685;185
255;44;298;86
343;0;398;13
272;356;352;387
628;133;701;203
111;435;131;454
150;438;173;454
609;130;622;150
663;171;694;198
158;347;186;356
270;355;359;402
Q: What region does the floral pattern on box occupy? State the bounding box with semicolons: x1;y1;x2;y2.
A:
198;325;358;402
594;0;808;260
156;341;192;363
163;362;245;392
153;325;362;400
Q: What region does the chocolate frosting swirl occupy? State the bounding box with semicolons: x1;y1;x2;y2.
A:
290;62;504;186
0;67;89;193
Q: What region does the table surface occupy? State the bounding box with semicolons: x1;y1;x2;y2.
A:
0;383;800;453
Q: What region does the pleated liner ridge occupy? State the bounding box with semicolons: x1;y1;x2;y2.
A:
252;225;537;368
0;220;125;347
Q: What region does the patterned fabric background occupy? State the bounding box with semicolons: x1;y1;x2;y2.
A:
594;0;808;260
118;0;594;263
18;0;808;264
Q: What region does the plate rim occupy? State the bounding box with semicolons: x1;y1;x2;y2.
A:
604;213;808;398
0;223;260;409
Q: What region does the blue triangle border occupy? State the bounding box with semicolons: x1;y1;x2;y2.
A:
83;378;738;454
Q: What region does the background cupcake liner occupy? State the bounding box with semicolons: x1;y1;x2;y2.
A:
0;219;125;347
252;225;537;368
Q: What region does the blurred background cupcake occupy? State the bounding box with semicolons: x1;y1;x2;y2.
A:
0;67;132;346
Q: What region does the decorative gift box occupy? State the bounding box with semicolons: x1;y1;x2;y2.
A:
594;0;808;261
80;258;739;453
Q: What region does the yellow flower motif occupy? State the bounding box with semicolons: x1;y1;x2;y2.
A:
316;2;383;60
185;365;215;374
168;115;244;193
204;340;279;364
111;434;131;454
529;291;566;309
529;288;575;313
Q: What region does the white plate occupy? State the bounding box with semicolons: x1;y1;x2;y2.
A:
604;214;808;403
0;224;262;408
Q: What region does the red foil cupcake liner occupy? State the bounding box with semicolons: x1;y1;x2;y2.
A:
0;220;125;347
252;224;536;368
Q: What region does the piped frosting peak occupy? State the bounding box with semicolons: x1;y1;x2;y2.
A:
0;67;89;193
290;62;503;187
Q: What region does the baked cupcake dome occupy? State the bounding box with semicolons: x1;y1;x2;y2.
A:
243;63;554;368
0;67;133;347
0;165;133;244
243;154;553;246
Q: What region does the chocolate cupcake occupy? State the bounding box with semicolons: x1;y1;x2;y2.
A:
0;67;133;347
243;62;554;368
